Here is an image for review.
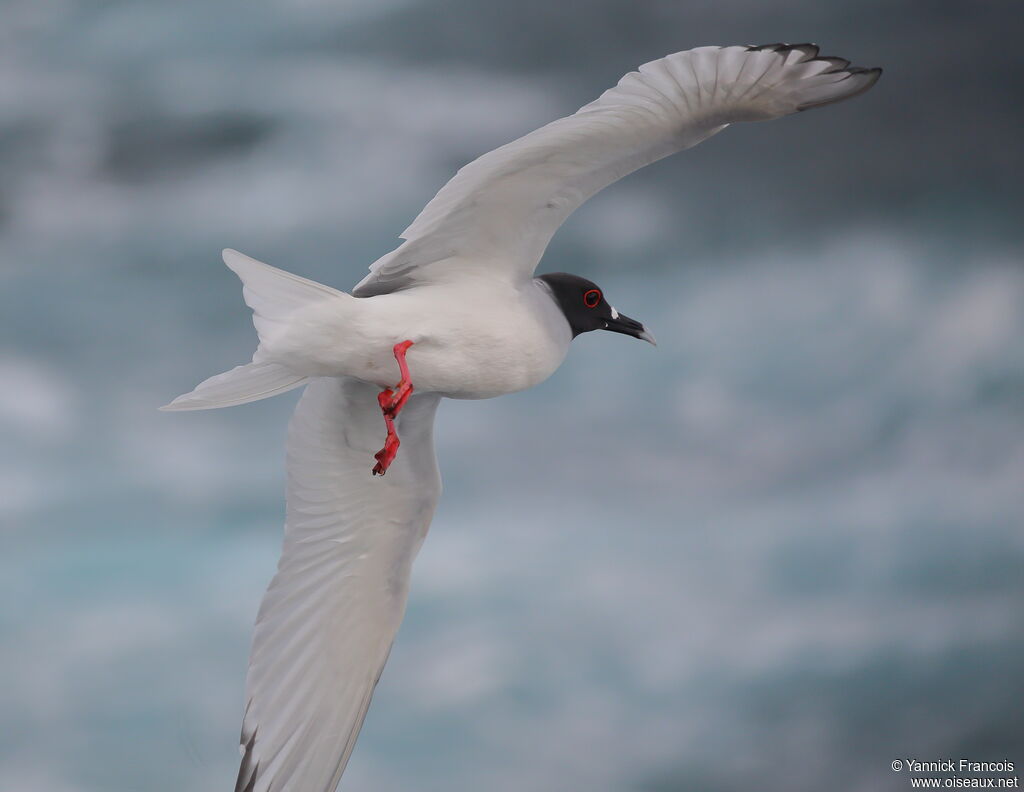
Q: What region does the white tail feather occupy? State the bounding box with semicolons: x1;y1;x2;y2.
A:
161;362;307;411
222;248;349;350
163;250;351;411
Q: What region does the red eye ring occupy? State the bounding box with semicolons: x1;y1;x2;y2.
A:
583;289;602;308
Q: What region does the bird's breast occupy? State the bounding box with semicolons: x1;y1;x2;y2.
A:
412;297;571;399
345;282;572;400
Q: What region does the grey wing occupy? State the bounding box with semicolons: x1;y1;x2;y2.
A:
353;43;879;297
235;377;442;792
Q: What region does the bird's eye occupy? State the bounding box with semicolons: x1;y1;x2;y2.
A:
583;289;602;308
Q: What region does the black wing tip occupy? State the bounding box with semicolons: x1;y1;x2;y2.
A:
851;65;884;77
739;42;882;110
234;723;259;792
795;66;883;112
744;42;881;76
818;55;852;73
745;42;820;60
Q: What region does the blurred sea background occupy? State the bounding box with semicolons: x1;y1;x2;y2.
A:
2;1;1023;790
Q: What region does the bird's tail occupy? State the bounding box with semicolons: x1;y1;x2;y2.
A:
160;360;308;411
161;249;348;411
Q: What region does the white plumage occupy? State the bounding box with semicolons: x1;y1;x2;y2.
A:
163;44;880;792
235;378;441;792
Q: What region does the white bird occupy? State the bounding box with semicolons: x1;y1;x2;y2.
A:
163;43;880;792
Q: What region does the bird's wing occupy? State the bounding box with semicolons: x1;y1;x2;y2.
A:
352;44;880;297
235;376;442;792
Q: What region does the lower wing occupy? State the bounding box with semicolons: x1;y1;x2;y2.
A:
235;377;442;792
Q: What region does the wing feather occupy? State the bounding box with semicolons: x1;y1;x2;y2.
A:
352;44;880;297
235;377;442;792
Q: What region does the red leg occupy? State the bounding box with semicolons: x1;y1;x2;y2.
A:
378;340;414;416
371;340;415;476
371;413;400;476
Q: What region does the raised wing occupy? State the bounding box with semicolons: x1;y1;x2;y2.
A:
352;44;880;297
235;377;442;792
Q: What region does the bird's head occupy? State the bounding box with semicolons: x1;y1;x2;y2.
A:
537;272;656;346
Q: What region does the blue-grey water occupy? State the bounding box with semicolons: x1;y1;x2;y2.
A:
3;2;1023;791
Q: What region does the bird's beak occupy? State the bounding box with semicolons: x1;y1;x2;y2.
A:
604;310;657;346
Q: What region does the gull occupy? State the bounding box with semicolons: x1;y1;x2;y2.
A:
162;43;880;792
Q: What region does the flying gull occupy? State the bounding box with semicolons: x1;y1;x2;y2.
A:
163;43;881;792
